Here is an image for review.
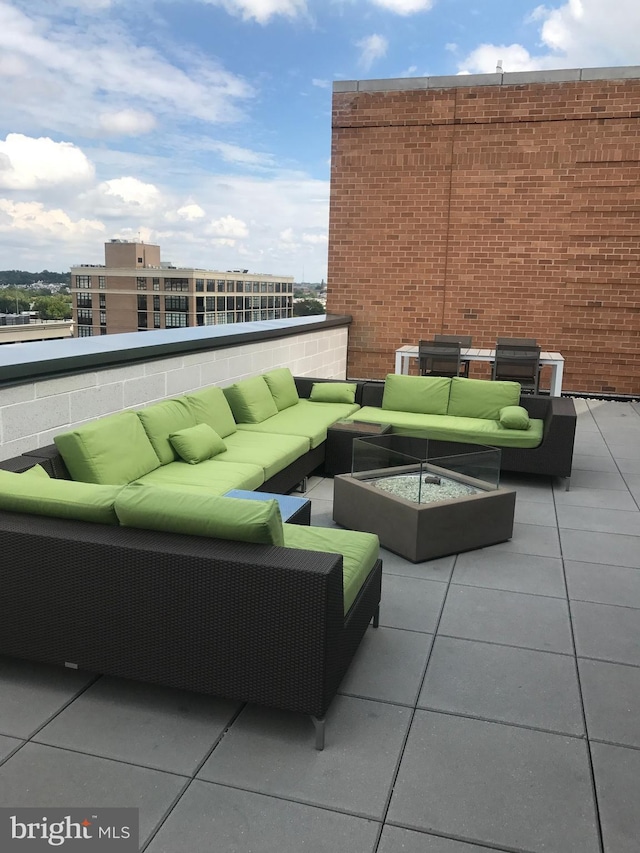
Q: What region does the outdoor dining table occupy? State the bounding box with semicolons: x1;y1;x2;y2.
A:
394;346;566;397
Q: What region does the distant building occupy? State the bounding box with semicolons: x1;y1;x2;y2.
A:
71;241;294;336
0;315;73;344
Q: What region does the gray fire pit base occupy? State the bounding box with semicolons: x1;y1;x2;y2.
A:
333;473;516;563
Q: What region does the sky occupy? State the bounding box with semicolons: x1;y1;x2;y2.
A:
0;0;638;282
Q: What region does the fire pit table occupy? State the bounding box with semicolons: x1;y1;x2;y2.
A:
333;434;516;562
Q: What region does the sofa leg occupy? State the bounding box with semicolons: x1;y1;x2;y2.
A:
293;477;308;494
373;606;380;628
311;715;325;750
565;476;571;492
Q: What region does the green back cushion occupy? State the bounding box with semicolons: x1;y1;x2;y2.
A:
136;398;197;465
263;368;299;411
382;374;451;415
0;470;122;524
115;483;284;545
23;464;50;478
169;423;226;464
310;382;357;404
499;405;531;430
448;377;521;420
184;386;237;438
224;376;279;424
54;411;161;485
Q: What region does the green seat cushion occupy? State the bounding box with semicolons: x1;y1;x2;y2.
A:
116;483;284;545
283;523;379;614
23;464;50;478
236;398;360;448
310;382;357;404
447;377;521;420
0;470;122;524
224;376;279;424
184;386;238;438
382;374;451;415
215;431;309;480
170;423;227;464
54;411;161;485
499;405;531;430
263;368;299;411
136;398;197;465
136;458;265;493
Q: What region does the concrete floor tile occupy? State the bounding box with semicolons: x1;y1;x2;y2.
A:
571;453;618;472
569;470;629;491
387;711;599;853
0;743;185;845
553;489;638;511
146;781;380;853
591;742;640;853
34;677;241;775
483;521;561;558
579;658;640;748
380;575;447;633
514;498;558;526
561;529;640;569
379;826;492;853
0;656;96;739
452;551;565;598
557;505;640;536
572;600;640;666
339;626;432;705
419;637;583;734
439;585;573;654
565;560;640;609
0;735;22;762
381;550;455;582
198;696;411;819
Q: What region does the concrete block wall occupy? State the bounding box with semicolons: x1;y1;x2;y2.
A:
328;72;640;395
0;326;348;461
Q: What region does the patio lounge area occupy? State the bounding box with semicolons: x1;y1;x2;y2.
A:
0;395;639;852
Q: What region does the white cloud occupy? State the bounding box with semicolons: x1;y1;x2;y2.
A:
198;0;308;24
0;134;95;190
207;214;249;238
176;203;206;221
459;0;640;73
356;34;388;70
98;177;163;210
302;232;327;244
98;109;157;136
369;0;434;14
312;78;331;88
0;199;104;238
208;141;275;168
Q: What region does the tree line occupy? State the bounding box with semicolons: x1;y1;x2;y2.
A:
0;270;70;286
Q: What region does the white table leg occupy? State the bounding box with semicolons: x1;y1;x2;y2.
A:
550;361;564;396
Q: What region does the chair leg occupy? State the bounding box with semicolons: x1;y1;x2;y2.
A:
311;715;325;750
372;605;380;628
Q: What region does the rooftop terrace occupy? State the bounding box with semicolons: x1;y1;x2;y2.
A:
0;323;639;852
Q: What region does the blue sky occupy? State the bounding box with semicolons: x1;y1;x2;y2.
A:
0;0;638;281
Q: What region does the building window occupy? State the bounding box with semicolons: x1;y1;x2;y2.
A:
99;294;106;309
77;326;93;337
153;295;160;311
98;276;106;289
99;311;106;325
236;281;244;292
206;279;215;291
153;312;161;328
164;278;189;291
137;295;147;310
268;282;274;293
77;309;92;324
152;278;160;290
195;278;204;292
253;282;260;293
100;327;107;335
137;277;147;290
165;295;188;312
76;293;92;308
204;313;215;325
137;256;143;263
75;275;91;289
138;312;148;329
165;312;188;328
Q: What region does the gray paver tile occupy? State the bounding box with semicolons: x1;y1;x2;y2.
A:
339;626;432;705
419;637;583;734
387;711;599;853
572;453;618;472
499;474;553;503
569;470;629;491
553;488;639;511
482;521;561;558
579;658;640;748
0;735;22;762
382;549;455;582
146;781;380;853
572;600;640;666
0;656;96;739
565;560;640;609
571;438;611;458
380;575;447;633
557;504;640;536
34;677;240;775
310;497;339;528
514;498;557;526
452;551;565;597
616;457;640;475
609;443;640;460
591;742;640;853
439;585;573;654
379;826;491;853
561;529;640;569
198;696;411;819
305;478;335;501
0;743;185;845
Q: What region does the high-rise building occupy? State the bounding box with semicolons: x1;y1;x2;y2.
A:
71;241;294;336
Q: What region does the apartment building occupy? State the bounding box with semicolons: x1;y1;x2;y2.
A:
71;241;294;336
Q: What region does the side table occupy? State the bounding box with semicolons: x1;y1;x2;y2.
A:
324;420;391;476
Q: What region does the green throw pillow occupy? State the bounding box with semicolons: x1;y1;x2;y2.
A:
169;423;227;464
263;368;299;411
223;376;279;424
499;405;531;430
0;470;122;524
310;382;357;404
447;377;521;420
115;483;284;546
382;374;451;415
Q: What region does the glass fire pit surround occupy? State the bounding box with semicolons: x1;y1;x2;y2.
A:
332;434;516;562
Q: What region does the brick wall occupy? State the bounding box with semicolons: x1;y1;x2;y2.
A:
328;75;640;394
